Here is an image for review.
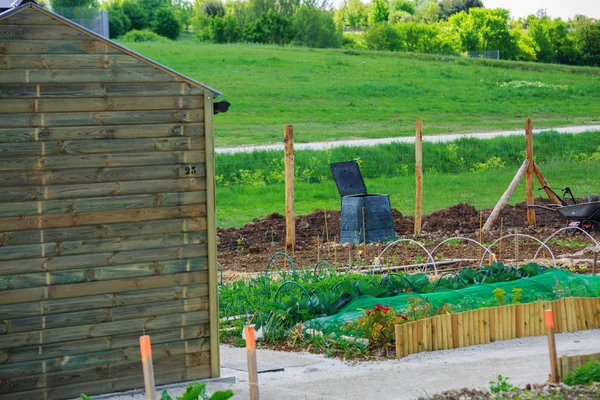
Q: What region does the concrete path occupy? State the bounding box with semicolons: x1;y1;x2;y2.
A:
103;329;600;400
216;125;600;154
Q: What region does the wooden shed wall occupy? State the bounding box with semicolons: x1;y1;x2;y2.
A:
0;6;219;399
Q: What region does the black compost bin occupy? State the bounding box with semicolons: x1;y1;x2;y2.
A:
330;161;395;244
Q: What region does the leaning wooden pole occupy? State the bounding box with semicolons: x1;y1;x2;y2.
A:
284;125;295;254
414;119;423;236
525;119;536;226
483;160;529;232
533;162;562;205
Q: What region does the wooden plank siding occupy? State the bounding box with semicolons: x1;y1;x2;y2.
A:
0;4;219;399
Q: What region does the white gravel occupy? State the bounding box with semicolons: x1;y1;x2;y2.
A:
215;125;600;154
102;329;600;400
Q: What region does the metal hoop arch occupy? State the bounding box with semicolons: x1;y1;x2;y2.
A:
480;233;556;269
429;236;495;272
265;252;296;276
533;227;600;259
378;239;438;275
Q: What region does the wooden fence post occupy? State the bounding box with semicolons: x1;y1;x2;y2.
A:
545;309;559;383
414;119;423;236
525;119;536;226
483;160;528;232
139;335;156;400
284;125;295;254
245;325;260;400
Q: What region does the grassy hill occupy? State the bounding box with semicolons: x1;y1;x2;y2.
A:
121;40;600;147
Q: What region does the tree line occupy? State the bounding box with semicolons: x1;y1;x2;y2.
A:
48;0;600;67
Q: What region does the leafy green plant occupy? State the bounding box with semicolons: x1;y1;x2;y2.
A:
563;360;600;386
489;375;517;394
511;288;523;304
493;288;506;306
123;29;167;42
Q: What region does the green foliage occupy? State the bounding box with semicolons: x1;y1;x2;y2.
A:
563;360;600;386
493;288;506;306
159;381;234;400
122;0;146;30
106;3;131;38
123;29;167;42
51;0;98;9
438;0;483;20
489;375;517;393
153;7;182;40
292;6;342;48
342;304;408;354
368;0;390;26
244;11;293;45
335;0;368;29
364;23;405;51
211;14;242;43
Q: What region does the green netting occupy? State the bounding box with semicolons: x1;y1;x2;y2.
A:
308;270;600;329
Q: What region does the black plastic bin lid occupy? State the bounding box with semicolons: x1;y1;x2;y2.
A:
330;160;367;197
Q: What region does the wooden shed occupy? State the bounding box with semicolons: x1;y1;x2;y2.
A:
0;1;222;398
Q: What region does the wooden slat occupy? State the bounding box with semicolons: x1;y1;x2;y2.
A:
0;337;210;378
2;353;189;395
0;54;146;69
0;8;66;25
0;109;204;127
0;216;206;246
1;364;210;400
0;25;89;40
0;309;209;349
0;204;205;232
5;325;208;366
3;296;208;335
0;96;204;113
0;82;204;99
0;231;207;262
0;191;205;218
0;164;205;188
0;282;208;319
0;123;205;143
0;270;208;307
0;148;204;170
0;176;205;202
0;255;208;291
0;244;206;278
0;40;122;54
0;67;183;84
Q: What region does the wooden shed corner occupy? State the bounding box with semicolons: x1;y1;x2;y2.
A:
0;2;222;398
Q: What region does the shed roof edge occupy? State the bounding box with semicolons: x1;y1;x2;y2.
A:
0;2;223;97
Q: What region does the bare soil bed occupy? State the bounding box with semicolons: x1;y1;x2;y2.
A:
217;198;600;278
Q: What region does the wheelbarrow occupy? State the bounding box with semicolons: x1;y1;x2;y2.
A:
528;186;600;234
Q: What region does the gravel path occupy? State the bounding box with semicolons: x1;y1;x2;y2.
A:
216;125;600;154
102;329;600;400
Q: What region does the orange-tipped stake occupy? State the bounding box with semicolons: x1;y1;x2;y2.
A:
245;325;259;399
139;335;156;400
544;310;559;383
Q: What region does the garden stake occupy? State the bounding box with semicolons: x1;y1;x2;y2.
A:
139;335;156;400
499;218;503;258
544;310;559;383
317;235;320;261
479;212;483;260
348;245;352;268
404;241;408;265
244;325;260;400
333;236;337;269
324;208;330;257
514;229;519;266
594;253;597;275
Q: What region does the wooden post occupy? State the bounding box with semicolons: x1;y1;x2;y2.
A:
284;125;295;254
414;119;423;236
483;160;528;232
245;325;260;400
545;310;559;383
324;208;330;256
525;119;536;226
140;335;156;400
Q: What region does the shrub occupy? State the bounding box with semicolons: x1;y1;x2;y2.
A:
292;6;342;49
153;7;182;40
563;360;600;386
364;23;405;51
123;29;167;42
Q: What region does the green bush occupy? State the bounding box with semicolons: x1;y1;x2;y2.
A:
563;360;600;386
123;29;168;42
364;23;405;51
153;7;182;40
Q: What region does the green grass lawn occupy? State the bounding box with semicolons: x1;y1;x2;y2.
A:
121;40;600;147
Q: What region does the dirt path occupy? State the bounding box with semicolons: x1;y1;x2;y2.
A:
216;125;600;154
104;330;600;400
